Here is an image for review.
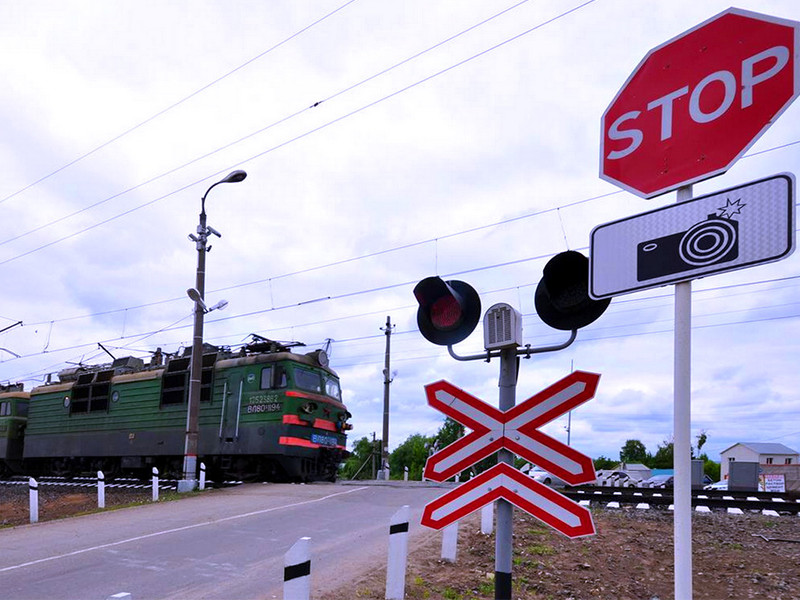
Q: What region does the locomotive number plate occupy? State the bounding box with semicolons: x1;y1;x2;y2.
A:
311;433;338;447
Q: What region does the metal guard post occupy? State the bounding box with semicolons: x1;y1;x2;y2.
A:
446;329;577;362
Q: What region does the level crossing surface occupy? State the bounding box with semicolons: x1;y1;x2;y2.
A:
0;481;445;599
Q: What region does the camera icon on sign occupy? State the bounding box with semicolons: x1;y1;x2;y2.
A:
636;214;739;282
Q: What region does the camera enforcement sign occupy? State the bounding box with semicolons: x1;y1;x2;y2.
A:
589;173;795;299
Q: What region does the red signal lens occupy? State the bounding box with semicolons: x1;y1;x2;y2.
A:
430;296;462;329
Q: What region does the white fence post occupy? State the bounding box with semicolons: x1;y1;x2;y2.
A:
199;462;206;491
98;470;105;509
284;537;311;600
385;505;409;600
152;467;159;502
29;477;39;524
481;503;493;534
403;466;408;481
441;522;458;563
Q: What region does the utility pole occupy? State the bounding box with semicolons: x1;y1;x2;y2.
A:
379;316;394;480
371;432;377;480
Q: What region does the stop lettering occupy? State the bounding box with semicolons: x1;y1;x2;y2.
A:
600;8;800;199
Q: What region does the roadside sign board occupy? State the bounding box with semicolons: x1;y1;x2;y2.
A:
421;462;595;538
589;173;796;299
600;8;800;198
423;372;599;485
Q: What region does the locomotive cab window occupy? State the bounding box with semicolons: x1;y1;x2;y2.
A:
0;401;9;416
324;376;341;401
260;365;288;389
17;401;28;417
294;367;321;393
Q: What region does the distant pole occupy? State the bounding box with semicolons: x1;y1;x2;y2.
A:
97;471;105;509
372;432;377;480
380;316;394;480
29;477;38;523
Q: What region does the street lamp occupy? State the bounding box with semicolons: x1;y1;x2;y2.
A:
179;169;247;492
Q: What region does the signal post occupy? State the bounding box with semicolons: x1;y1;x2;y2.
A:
413;252;609;600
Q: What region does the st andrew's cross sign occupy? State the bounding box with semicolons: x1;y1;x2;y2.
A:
421;372;599;538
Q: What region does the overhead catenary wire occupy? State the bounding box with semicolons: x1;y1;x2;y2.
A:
0;0;362;208
0;0;597;269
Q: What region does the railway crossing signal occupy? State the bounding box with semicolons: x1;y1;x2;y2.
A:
423;372;599;485
535;251;611;330
413;277;481;346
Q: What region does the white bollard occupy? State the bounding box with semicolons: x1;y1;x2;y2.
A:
284;537;311;600
199;462;206;491
29;477;39;524
152;467;159;502
403;466;408;481
98;470;106;509
386;505;410;600
441;522;458;563
480;503;493;534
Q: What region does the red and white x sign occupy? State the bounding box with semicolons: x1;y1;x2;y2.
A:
421;462;595;538
423;371;599;485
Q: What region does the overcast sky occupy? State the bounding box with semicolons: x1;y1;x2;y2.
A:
1;0;799;467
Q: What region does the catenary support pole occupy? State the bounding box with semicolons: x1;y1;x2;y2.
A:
29;477;38;524
495;347;517;600
284;537;311;600
98;470;105;509
152;467;159;502
380;315;394;480
674;184;693;600
386;505;410;600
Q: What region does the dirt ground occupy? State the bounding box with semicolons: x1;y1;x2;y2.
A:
0;486;160;527
320;507;800;600
3;489;800;599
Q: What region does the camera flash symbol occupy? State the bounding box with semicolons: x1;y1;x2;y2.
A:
717;198;746;219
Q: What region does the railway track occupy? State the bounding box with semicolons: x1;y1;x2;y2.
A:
0;475;243;491
564;486;800;515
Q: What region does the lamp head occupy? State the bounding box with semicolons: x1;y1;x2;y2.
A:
222;170;247;184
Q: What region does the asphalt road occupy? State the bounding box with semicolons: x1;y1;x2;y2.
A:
0;481;448;599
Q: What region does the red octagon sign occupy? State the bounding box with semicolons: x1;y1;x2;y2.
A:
600;8;800;199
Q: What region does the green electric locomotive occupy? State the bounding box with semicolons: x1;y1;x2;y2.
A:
21;337;351;481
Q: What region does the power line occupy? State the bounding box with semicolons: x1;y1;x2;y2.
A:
0;0;597;269
0;0;537;250
0;0;362;208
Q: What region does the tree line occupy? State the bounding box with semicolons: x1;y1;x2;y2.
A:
340;423;720;481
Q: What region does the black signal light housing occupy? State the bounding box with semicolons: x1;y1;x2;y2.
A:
413;277;481;346
535;251;611;331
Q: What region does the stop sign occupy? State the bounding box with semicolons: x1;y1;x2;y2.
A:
600;8;800;199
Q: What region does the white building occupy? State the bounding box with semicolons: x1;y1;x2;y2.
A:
720;442;799;481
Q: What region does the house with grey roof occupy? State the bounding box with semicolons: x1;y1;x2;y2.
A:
720;442;799;483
